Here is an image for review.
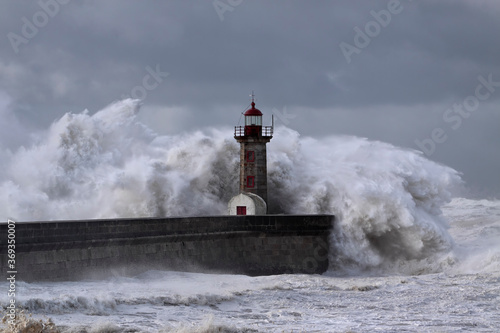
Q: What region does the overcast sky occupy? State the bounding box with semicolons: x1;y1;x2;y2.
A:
0;0;499;197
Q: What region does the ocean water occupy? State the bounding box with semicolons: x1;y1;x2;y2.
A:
0;197;499;332
1;100;499;332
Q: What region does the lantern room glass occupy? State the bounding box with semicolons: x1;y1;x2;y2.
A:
245;115;262;126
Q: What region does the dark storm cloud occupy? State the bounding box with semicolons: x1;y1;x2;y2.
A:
0;0;499;196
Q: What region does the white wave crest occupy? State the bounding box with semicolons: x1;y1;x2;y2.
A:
267;128;461;272
0;99;464;272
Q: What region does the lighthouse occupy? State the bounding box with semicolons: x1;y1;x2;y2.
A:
228;95;273;215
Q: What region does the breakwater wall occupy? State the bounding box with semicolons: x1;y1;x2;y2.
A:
1;215;333;281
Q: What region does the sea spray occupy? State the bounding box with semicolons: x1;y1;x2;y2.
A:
1;203;499;332
0;99;239;220
0;99;462;272
1;310;59;333
443;197;500;274
267;128;462;272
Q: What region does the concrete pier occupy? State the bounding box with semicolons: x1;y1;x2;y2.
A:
0;215;333;281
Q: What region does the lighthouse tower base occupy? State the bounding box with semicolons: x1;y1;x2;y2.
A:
228;192;267;215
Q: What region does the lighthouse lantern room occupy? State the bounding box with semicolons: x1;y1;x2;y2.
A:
229;95;273;215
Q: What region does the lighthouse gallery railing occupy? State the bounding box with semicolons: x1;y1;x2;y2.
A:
234;126;273;137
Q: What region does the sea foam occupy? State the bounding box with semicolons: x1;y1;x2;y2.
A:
0;99;463;272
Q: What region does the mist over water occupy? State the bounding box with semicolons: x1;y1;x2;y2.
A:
266;128;462;273
0;99;464;273
3;100;500;332
1;100;239;220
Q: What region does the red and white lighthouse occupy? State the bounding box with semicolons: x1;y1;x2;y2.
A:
228;95;273;215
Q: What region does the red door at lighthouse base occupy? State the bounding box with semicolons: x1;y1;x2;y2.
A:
236;206;247;215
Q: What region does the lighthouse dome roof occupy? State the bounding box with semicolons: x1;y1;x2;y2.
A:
244;102;263;116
